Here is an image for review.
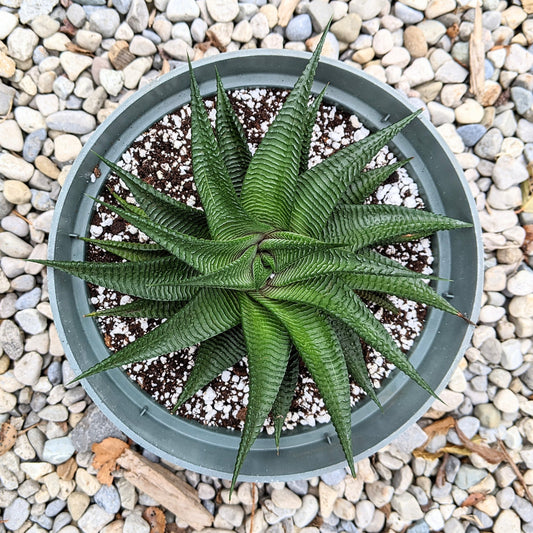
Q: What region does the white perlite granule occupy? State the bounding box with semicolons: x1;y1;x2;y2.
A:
88;88;433;434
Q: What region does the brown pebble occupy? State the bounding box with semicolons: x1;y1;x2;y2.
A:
108;40;135;70
403;26;428;58
35;155;60;179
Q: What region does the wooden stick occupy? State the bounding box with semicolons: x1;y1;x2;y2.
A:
469;0;485;97
116;449;213;531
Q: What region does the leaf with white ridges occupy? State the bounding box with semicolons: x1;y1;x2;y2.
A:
232;294;291;492
35;257;198;301
263;277;438;399
356;290;399;315
96;154;209;238
240;24;331;227
343;273;460;316
339;159;410;206
299;86;327;175
290;111;422;238
324;204;471;250
150;246;261;291
271;348;300;450
256;298;355;476
92;197;258;273
75;289;241;381
173;327;247;412
215;70;252;196
189;61;270;240
86;299;185;318
328;317;381;409
271;248;432;287
80;237;166;262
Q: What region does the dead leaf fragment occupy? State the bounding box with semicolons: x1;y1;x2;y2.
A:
143;507;166;533
65;43;94;56
92;437;130;485
461;492;487;507
454;421;505;464
523;225;533;256
422;416;456;440
0;423;17;456
204;30;227;52
57;457;78;481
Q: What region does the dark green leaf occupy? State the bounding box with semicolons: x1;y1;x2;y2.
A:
172;327;247;411
35;256;198;301
299;86;327;175
263;277;438;399
339;159;410;205
86;299;185;318
270;248;433;287
75;288;241;380
215;69;252;197
324;204;471;250
271;348;299;450
290;111;422;238
342;273;461;317
95;154;209;238
356;290;399;315
149;246;260;291
80;237;167;262
240;24;331;228
189;60;270;240
328;317;381;409
256;297;355;476
91;197;257;273
231;294;292;492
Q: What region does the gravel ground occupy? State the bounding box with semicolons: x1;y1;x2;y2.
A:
0;0;533;532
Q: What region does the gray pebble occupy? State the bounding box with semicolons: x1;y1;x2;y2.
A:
0;193;14;219
23;129;47;163
46;498;67;517
70;404;126;452
457;124;487;147
53;76;75;100
4;497;30;530
474;128;503;160
455;465;487;490
38;404;68;422
286;14;312;41
11;274;36;292
287;479;308;495
67;3;86;26
0;319;24;359
52;511;72;532
1;215;29;238
320;467;346;486
42;436;76;464
95;484;121;514
89;8;120;38
191;18;207;42
113;0;132;15
47;361;63;385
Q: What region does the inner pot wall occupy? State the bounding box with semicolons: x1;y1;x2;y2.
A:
49;51;483;482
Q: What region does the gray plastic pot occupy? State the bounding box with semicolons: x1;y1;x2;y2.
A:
49;51;483;482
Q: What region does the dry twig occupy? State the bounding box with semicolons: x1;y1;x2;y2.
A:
469;0;485;96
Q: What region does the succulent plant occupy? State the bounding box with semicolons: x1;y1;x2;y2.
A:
38;31;472;490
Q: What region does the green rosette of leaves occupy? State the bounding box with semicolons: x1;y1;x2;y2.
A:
37;26;472;491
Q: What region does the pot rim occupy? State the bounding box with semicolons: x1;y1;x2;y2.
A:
49;50;483;481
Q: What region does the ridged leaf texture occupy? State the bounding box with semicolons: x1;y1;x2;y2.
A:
40;36;473;492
